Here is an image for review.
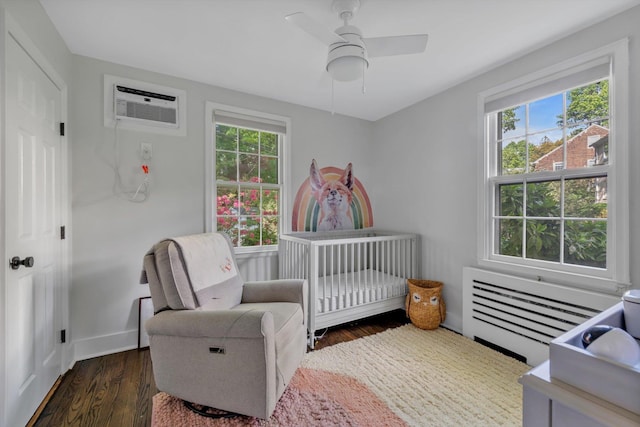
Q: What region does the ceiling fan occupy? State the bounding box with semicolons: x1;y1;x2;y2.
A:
285;0;428;83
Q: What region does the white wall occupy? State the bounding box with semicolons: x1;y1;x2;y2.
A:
69;55;373;359
371;5;640;332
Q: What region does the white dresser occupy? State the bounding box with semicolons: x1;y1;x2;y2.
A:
520;302;640;427
520;361;640;427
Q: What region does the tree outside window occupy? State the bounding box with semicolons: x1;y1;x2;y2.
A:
493;80;609;269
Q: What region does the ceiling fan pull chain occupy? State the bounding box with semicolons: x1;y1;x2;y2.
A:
331;78;335;115
362;51;366;94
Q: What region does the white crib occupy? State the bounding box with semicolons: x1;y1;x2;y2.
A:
278;230;417;348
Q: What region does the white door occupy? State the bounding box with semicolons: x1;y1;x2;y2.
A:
4;33;63;427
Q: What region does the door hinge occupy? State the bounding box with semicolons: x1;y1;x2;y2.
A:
60;329;66;343
59;122;65;136
60;225;66;240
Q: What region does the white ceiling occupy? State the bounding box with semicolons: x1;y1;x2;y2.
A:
39;0;639;121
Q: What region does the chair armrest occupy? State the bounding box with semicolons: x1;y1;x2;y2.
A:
242;279;308;309
145;309;274;339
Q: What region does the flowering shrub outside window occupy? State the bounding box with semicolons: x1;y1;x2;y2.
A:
215;124;280;248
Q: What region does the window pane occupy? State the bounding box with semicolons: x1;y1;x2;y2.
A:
263;216;279;246
260;156;278;184
566;81;609;128
498;105;525;140
261;132;278;156
239;153;259;182
240;186;260;216
529;130;563;172
498;183;523;216
217;217;238;246
216;125;237;151
216;186;239;217
529;93;563;130
564;124;608;170
216;185;239;246
564;220;606;268
500;138;527;175
591;135;609;167
497;218;522;257
239;129;259;153
263;188;279;216
216;151;237;181
564;177;607;218
239;216;260;247
526;219;560;262
526;181;560;217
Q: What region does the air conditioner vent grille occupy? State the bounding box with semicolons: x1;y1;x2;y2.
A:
117;100;177;125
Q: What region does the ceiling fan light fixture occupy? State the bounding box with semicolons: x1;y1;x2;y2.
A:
327;54;368;82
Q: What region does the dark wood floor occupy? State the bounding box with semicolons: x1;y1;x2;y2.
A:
32;310;409;427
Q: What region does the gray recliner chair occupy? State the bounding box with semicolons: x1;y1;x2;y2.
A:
140;232;307;419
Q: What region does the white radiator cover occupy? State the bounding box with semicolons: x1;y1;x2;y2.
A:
462;267;620;366
236;251;278;282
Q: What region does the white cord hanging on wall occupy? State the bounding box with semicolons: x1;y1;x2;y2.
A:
112;120;151;203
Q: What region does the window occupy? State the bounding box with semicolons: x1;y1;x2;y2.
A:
479;40;629;290
206;104;290;251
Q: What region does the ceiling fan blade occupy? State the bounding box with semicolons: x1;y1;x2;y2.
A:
364;34;428;58
285;12;347;46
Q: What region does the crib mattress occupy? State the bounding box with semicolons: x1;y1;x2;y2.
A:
314;269;407;313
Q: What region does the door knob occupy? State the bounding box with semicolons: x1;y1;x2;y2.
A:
10;256;34;270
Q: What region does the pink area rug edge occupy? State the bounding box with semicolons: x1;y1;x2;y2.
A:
151;367;407;426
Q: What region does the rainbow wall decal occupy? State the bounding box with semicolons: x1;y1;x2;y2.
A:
292;165;373;232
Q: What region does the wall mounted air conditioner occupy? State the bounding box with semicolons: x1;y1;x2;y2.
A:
104;74;187;136
114;85;178;128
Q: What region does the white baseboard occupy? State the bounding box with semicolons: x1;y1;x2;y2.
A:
63;344;75;371
441;312;462;334
72;329;139;362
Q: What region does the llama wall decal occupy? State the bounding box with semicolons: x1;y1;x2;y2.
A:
292;159;373;232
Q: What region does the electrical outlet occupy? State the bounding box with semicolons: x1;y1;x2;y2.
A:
140;142;152;160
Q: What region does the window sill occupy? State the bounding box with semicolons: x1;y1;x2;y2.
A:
234;246;278;258
477;258;630;296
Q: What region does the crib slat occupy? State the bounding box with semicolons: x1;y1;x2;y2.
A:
357;241;362;302
324;245;329;313
337;244;341;309
344;243;348;308
376;241;381;298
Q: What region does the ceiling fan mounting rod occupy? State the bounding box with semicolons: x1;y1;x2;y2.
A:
332;0;360;22
341;11;353;25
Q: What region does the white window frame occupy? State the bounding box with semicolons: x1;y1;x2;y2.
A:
205;102;291;254
476;39;629;293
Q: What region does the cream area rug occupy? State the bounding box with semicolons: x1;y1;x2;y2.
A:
302;324;529;426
